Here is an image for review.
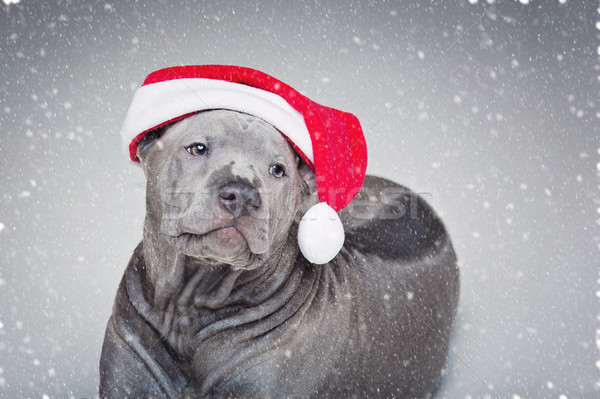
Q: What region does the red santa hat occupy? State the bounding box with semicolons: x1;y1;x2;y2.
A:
120;65;367;264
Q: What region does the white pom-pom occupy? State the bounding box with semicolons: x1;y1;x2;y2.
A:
297;202;345;264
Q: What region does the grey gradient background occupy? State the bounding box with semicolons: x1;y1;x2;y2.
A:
1;0;599;398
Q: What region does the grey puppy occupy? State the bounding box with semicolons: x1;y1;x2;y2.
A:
99;110;459;398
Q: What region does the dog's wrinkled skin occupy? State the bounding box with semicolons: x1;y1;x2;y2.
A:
99;110;459;398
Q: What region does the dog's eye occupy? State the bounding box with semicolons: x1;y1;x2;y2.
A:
186;143;207;156
269;164;286;178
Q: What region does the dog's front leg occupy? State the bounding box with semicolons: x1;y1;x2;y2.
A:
99;272;188;399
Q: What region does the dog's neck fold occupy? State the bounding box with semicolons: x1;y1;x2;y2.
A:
137;223;300;311
126;229;304;360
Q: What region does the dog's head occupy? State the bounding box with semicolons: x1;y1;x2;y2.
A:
137;110;316;270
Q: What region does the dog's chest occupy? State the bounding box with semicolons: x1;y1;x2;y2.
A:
142;261;358;395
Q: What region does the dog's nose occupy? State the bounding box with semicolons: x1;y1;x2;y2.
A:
219;181;262;217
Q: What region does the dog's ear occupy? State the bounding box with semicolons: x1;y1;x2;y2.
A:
297;157;317;195
295;157;319;222
136;127;165;162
